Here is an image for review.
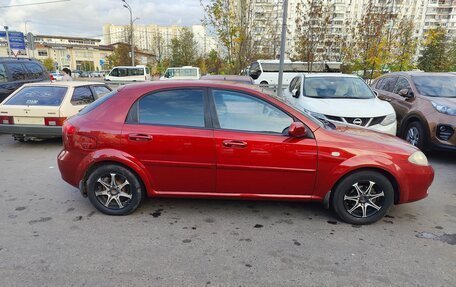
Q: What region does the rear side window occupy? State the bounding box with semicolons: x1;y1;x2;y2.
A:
24;63;45;80
378;77;397;92
78;90;118;115
137;89;205;128
128;68;144;76
4;86;67;106
5;63;27;81
92;85;111;98
0;64;7;83
393;77;411;94
71;86;95;105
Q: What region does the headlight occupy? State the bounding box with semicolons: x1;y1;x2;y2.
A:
380;113;396;126
431;101;456;116
408;151;429;166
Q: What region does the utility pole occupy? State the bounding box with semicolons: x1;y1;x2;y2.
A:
24;20;31;57
277;0;288;98
4;26;11;58
122;0;135;66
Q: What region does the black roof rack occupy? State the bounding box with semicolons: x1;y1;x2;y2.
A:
0;57;35;61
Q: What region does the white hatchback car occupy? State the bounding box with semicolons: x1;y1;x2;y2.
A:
283;74;397;135
0;81;112;141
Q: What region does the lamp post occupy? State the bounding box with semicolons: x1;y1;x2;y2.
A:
25;20;31;57
4;26;11;58
277;0;288;98
122;0;135;66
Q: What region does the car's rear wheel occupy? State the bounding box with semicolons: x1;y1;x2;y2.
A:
331;171;394;225
403;121;425;150
86;164;143;215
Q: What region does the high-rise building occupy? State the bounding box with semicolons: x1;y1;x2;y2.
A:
103;24;219;59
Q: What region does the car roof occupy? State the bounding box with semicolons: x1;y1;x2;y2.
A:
200;75;254;83
380;71;455;77
302;73;358;78
21;81;108;87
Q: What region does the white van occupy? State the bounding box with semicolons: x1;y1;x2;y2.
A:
247;60;341;86
160;66;200;80
104;66;150;82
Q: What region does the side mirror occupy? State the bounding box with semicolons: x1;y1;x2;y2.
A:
399;88;413;98
288;122;306;138
373;90;379;97
292;89;300;98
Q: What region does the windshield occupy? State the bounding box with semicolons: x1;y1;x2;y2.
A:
4;86;68;106
304;77;375;99
412;75;456;98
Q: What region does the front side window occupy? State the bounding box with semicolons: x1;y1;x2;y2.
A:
71;86;95;105
5;63;27;81
5;86;67;106
137;89;205;128
213;90;293;134
110;68;119;77
303;77;375;99
393;77;411;94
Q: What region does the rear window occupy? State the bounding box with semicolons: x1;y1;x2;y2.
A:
4;86;67;106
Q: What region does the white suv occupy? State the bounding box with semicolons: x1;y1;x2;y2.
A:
283;74;397;135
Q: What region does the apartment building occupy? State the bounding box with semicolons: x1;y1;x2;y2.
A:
103;24;219;59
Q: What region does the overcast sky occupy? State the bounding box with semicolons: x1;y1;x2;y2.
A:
1;0;205;39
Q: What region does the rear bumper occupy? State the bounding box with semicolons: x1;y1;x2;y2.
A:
0;124;62;137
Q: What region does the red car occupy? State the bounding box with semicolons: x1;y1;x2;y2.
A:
57;81;434;224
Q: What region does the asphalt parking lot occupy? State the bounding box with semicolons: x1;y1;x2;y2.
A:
0;134;455;286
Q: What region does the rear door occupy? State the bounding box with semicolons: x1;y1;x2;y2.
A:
121;88;216;193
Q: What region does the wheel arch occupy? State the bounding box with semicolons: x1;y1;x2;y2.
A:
400;113;430;140
324;167;400;208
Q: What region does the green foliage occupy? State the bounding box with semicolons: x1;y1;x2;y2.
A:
169;28;198;67
418;27;451;72
448;38;456;72
204;49;225;74
389;18;417;72
42;57;54;71
106;43;132;67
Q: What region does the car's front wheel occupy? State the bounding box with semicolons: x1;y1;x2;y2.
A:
403;121;425;150
331;171;394;225
86;164;143;215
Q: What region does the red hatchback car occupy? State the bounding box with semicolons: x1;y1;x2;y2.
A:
57;81;434;224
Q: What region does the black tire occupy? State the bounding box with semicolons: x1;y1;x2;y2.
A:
331;171;394;225
86;164;143;215
403;121;425;150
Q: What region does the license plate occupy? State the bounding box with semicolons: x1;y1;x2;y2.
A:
13;117;45;125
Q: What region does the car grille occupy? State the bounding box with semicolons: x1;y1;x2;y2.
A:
325;115;386;127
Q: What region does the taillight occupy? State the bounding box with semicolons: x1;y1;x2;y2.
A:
50;74;55;81
0;116;14;125
45;117;66;126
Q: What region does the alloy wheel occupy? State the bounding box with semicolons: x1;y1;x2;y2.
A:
343;181;385;218
94;173;133;209
406;127;420;146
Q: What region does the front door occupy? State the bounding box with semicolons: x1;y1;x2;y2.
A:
121;88;216;193
210;89;318;196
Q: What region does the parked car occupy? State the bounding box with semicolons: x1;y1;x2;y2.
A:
372;72;456;151
283;74;397;135
0;57;50;103
0;81;111;141
57;81;433;225
90;71;104;77
51;72;64;81
105;66;151;82
200;75;254;85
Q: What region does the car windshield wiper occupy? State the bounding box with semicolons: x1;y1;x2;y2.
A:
315;116;336;129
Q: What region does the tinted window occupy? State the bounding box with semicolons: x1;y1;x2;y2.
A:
5;86;67;106
5;63;27;81
71;86;95;105
138;89;205;127
110;68;119;77
375;78;384;89
288;77;299;92
25;63;45;80
304;77;374;99
0;64;7;83
378;77;397;92
393;77;411;94
213;90;293;134
128;68;144;76
92;85;111;98
412;75;456;98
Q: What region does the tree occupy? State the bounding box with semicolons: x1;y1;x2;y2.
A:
294;0;334;71
449;38;456;72
205;49;225;74
169;28;198;67
390;18;417;71
106;43;132;67
42;57;54;71
418;27;451;72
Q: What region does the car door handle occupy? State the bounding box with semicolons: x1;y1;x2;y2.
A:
128;133;153;141
223;140;248;148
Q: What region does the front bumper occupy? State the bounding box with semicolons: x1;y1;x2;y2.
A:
0;124;62;137
369;122;397;136
397;163;434;204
